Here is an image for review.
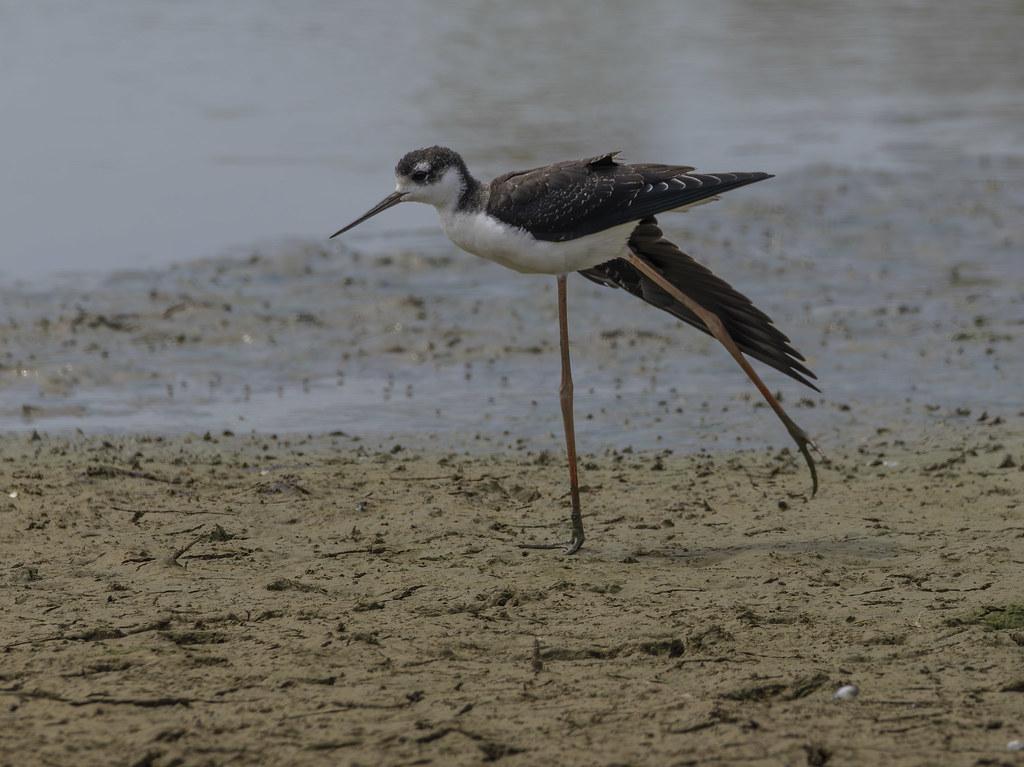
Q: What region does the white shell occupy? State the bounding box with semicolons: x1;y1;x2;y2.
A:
1008;740;1024;751
833;684;859;700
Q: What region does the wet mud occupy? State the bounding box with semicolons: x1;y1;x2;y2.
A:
2;424;1023;765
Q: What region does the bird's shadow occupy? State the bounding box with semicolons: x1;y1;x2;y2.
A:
613;532;911;568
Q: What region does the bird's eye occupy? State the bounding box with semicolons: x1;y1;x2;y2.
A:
411;170;429;183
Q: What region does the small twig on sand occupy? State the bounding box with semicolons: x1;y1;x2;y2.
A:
110;505;238;522
3;619;172;651
321;546;389;558
87;465;173;483
166;529;211;567
0;688;194;708
282;699;416;719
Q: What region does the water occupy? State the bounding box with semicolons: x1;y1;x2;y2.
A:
1;1;1022;448
3;1;1022;278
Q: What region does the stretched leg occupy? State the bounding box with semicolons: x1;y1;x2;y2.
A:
521;274;585;553
626;251;820;495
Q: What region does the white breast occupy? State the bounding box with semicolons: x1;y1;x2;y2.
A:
440;211;634;275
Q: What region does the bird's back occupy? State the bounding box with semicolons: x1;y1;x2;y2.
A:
487;152;771;242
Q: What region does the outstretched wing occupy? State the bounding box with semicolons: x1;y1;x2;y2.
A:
487;151;771;242
579;217;819;391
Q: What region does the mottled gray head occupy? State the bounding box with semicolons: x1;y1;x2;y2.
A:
330;145;472;238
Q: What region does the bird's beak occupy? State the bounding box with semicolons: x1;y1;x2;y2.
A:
329;191;407;239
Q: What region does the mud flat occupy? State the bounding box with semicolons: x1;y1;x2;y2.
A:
2;153;1022;455
1;421;1022;765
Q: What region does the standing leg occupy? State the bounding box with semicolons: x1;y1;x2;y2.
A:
557;274;585;553
521;274;585;554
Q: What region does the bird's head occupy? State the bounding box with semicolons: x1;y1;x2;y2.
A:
330;146;470;238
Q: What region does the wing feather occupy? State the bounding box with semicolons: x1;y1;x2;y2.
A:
488;153;771;241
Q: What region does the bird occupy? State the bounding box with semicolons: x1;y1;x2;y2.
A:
331;146;820;554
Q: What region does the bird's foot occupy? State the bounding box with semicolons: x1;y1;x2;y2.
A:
787;424;826;498
519;530;584;555
518;538;584;555
519;506;584;554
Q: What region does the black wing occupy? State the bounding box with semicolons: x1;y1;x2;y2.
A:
487;151;771;242
579;217;818;391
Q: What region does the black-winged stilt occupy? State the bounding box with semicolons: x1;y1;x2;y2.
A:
331;146;820;554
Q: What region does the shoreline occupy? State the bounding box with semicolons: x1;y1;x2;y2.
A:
2;422;1022;764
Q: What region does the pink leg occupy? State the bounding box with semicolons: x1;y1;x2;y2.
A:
521;274;585;553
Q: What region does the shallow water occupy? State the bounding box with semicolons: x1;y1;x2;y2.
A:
1;2;1022;447
1;154;1021;450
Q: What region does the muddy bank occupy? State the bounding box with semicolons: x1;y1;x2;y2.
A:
2;151;1022;452
2;423;1023;765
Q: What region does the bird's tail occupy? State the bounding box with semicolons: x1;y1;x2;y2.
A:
578;216;818;390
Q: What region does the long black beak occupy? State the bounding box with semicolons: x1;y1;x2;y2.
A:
329;191;406;239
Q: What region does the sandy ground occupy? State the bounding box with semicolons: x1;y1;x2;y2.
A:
2;422;1023;766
